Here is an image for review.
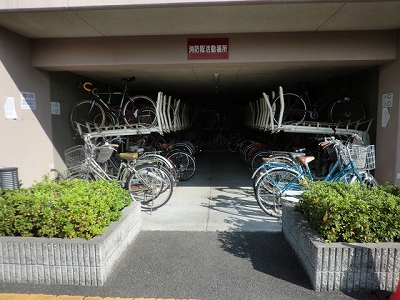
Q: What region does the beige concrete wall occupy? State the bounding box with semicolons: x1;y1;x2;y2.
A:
1;27;399;185
376;33;400;185
0;0;209;10
49;72;115;176
50;72;88;175
0;26;53;187
32;31;397;69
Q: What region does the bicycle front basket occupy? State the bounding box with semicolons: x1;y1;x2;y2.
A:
95;146;115;163
349;145;368;170
365;145;376;170
64;145;86;170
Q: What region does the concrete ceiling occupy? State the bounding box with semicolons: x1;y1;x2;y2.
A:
1;1;399;99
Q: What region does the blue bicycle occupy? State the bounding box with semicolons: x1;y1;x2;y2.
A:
253;134;378;217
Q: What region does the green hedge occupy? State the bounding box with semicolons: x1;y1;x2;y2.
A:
296;181;400;243
0;177;131;239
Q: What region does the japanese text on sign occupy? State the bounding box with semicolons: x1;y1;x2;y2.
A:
188;38;229;60
21;92;36;110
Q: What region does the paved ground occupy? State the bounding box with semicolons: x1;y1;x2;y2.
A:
0;150;373;300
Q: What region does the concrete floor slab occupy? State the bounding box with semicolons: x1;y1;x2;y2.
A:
141;150;281;232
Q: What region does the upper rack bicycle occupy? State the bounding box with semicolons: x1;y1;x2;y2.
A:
70;77;157;135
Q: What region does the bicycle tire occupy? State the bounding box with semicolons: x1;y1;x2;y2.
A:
272;92;307;124
244;144;266;167
329;95;366;123
238;140;253;157
126;164;173;210
70;100;105;134
137;153;179;184
50;169;66;182
173;141;196;156
250;150;272;174
359;171;379;188
133;162;176;193
240;142;256;163
251;156;298;191
123;95;157;128
66;170;95;181
255;168;303;217
227;134;241;152
339;171;378;188
167;151;196;181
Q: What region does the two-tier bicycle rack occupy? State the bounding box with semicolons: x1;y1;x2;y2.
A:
73;86;372;142
74;91;190;138
245;86;373;143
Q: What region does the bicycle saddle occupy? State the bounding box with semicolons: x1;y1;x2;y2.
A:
296;156;315;165
119;152;139;161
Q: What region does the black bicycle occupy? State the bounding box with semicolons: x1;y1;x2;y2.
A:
70;77;157;135
272;78;367;124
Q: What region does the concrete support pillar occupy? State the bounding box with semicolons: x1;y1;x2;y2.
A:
376;31;400;185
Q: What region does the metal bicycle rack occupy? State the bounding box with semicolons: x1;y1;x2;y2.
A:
245;86;373;143
74;91;190;138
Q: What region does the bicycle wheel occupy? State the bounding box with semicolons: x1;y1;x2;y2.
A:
137;153;179;184
70;100;105;134
123;95;157;128
255;168;303;217
359;171;379;188
250;150;272;174
194;138;205;156
126;164;173;210
66;170;94;181
227;134;242;152
209;136;222;150
334;168;377;188
272;93;307;124
340;171;379;188
329;95;366;123
50;169;66;182
167;151;196;181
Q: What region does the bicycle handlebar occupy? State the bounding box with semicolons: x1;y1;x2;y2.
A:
82;82;98;95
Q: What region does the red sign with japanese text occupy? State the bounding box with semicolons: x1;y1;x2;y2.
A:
187;38;229;60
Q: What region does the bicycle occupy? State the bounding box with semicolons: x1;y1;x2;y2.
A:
147;133;197;181
64;132;174;210
253;134;378;217
272;77;367;124
209;128;240;151
70;77;157;135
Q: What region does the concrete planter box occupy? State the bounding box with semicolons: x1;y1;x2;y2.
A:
282;205;400;293
0;201;141;286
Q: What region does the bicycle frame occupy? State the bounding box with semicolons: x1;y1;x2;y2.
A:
213;131;229;144
302;89;336;119
71;77;158;136
255;150;362;200
91;88;129;126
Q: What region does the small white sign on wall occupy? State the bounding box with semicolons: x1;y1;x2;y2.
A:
51;102;60;115
382;107;390;127
382;93;393;108
4;97;18;119
21;92;36;110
